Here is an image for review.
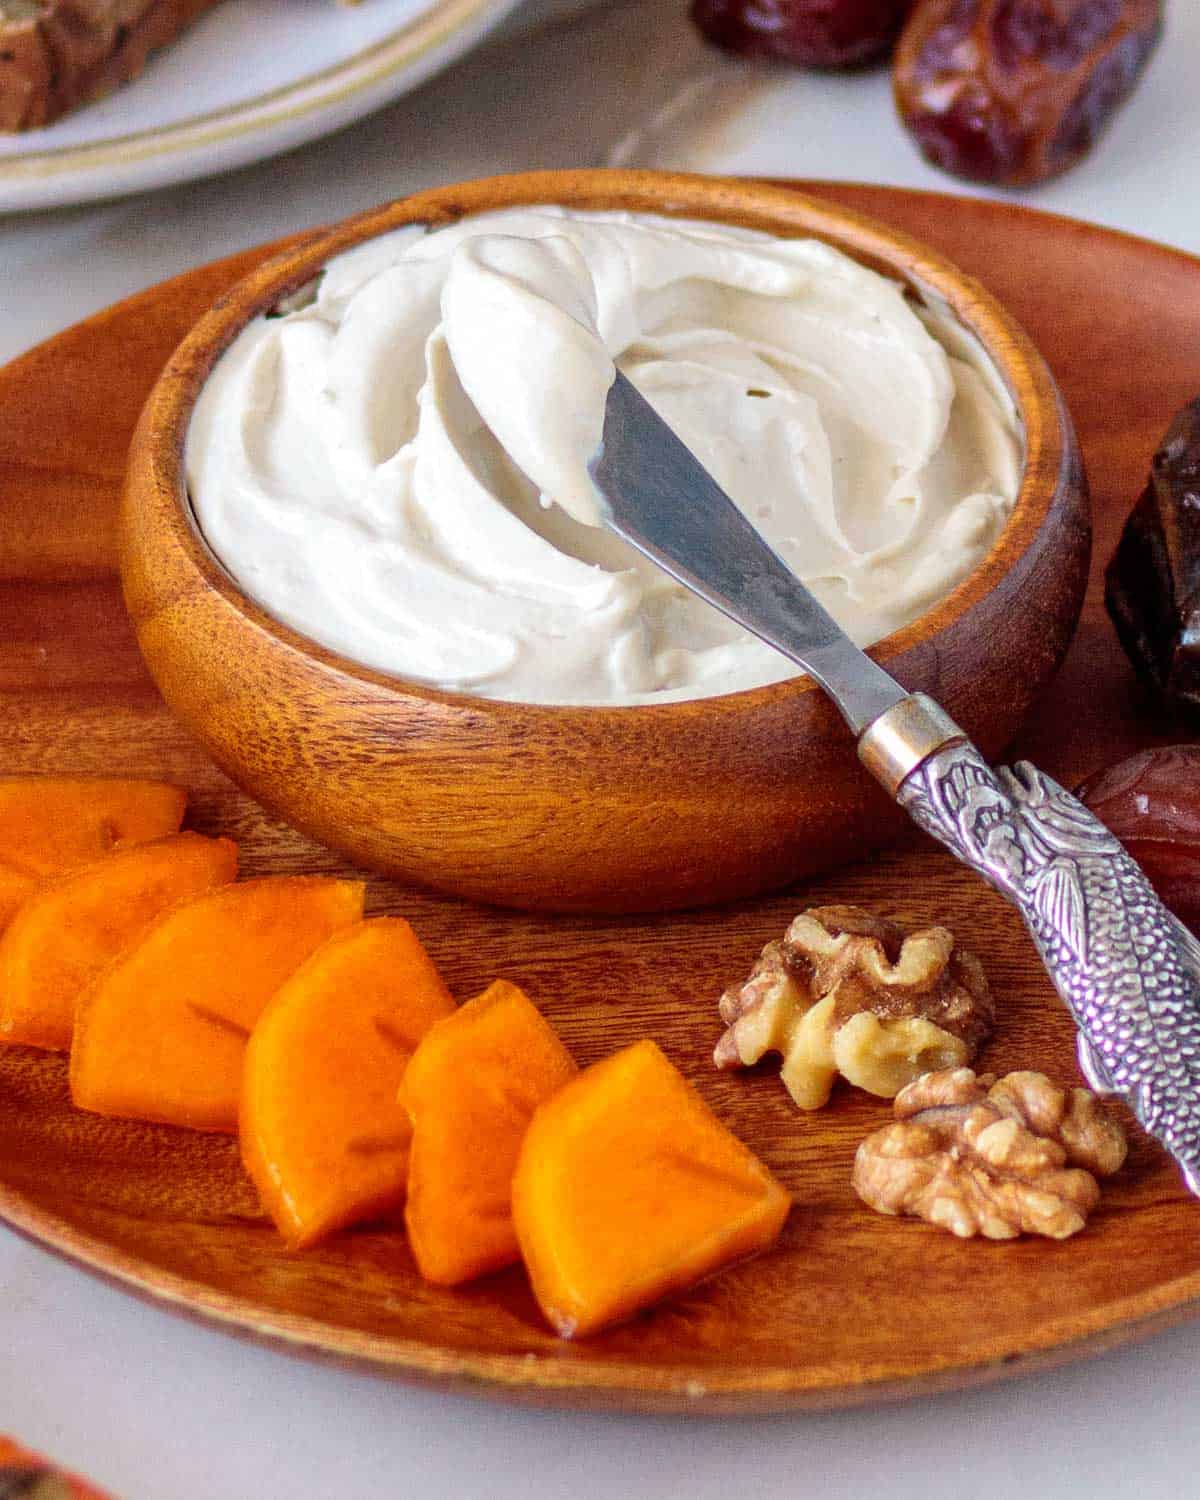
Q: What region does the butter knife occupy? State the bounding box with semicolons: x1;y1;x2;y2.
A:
590;369;1200;1195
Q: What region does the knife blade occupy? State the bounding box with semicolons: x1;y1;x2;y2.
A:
588;371;908;736
589;368;1200;1197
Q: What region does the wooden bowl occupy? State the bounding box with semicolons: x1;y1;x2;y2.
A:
120;169;1089;914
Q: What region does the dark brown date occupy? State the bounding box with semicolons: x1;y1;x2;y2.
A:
691;0;914;68
893;0;1163;186
1078;747;1200;935
1107;398;1200;718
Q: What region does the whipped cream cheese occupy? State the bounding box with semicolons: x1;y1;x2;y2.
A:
187;207;1021;704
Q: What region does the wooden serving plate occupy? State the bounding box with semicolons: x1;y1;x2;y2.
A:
1;184;1198;1413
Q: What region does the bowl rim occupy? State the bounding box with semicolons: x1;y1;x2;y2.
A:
128;167;1075;725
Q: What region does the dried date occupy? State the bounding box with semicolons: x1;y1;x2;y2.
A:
691;0;914;68
893;0;1163;186
1078;747;1200;936
1107;397;1200;718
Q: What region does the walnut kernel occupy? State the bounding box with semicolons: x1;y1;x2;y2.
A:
852;1066;1127;1240
714;905;993;1109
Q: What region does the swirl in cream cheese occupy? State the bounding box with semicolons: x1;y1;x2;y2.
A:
187;208;1021;704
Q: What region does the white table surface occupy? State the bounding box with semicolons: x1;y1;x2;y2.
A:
4;4;1200;1495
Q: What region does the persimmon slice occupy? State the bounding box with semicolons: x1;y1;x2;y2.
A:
0;1437;114;1499
512;1039;791;1337
0;867;34;933
241;917;456;1248
70;876;364;1132
0;778;186;927
0;832;238;1051
401;980;577;1286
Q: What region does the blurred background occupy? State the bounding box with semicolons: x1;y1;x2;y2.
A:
3;0;1194;362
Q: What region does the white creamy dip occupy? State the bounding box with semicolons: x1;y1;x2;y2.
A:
187;207;1022;704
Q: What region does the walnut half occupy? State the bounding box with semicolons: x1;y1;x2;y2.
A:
852;1067;1128;1240
714;906;994;1110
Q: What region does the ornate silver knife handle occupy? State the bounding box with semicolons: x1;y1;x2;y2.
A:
861;694;1200;1195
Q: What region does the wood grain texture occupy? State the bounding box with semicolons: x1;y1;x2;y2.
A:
0;182;1198;1411
119;171;1089;913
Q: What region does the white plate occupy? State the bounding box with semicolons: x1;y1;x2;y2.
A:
0;0;522;213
